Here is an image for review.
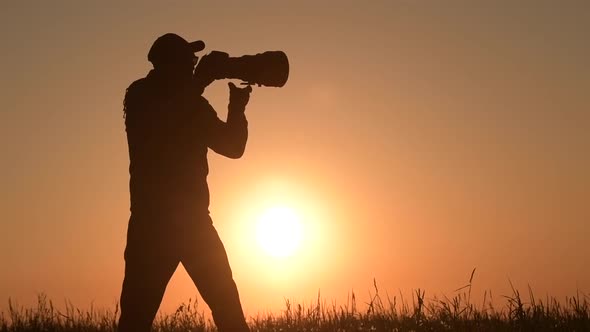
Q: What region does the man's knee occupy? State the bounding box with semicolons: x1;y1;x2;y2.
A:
118;250;178;332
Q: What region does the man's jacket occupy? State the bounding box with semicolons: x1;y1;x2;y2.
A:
123;70;248;217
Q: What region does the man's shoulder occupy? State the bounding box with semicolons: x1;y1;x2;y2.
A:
126;77;150;96
124;76;155;114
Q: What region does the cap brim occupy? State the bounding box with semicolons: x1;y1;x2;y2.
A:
189;40;205;53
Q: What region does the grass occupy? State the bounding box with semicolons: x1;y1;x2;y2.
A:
2;274;589;331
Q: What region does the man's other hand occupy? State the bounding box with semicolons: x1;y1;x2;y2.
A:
228;82;253;109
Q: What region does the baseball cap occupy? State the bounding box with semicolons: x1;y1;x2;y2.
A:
147;33;205;65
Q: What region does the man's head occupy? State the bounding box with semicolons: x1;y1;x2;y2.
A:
148;33;205;79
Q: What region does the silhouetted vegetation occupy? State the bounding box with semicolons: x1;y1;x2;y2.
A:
2;280;588;331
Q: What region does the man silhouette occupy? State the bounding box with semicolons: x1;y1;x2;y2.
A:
118;33;251;332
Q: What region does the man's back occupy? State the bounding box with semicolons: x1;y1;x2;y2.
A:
124;69;247;216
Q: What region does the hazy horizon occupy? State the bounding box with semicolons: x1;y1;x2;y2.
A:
1;0;588;316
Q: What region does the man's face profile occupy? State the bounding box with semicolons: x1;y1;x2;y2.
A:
155;53;196;81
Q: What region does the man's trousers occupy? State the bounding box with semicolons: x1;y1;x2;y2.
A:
117;212;249;332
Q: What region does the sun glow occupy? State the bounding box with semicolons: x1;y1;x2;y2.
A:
256;206;303;257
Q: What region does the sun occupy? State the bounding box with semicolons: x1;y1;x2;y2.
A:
256;206;303;257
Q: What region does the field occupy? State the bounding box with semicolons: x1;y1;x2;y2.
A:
2;279;589;332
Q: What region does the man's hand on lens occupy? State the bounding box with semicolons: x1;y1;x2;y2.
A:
194;51;230;89
228;82;253;109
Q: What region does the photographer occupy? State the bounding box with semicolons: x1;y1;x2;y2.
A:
119;33;251;332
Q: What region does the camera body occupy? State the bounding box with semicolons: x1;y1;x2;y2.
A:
193;50;289;89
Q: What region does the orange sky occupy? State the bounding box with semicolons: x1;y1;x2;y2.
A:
1;1;589;316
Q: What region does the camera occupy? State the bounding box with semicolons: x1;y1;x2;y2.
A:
193;50;289;89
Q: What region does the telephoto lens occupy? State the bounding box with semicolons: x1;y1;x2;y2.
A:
194;50;289;88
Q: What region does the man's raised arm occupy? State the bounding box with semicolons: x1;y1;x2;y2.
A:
205;82;252;158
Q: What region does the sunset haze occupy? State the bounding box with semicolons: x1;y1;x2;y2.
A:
1;0;588;316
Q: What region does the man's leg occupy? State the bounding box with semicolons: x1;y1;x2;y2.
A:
118;217;179;332
181;220;249;332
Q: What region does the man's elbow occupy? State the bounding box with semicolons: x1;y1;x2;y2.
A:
227;134;247;159
211;132;247;158
226;145;246;159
